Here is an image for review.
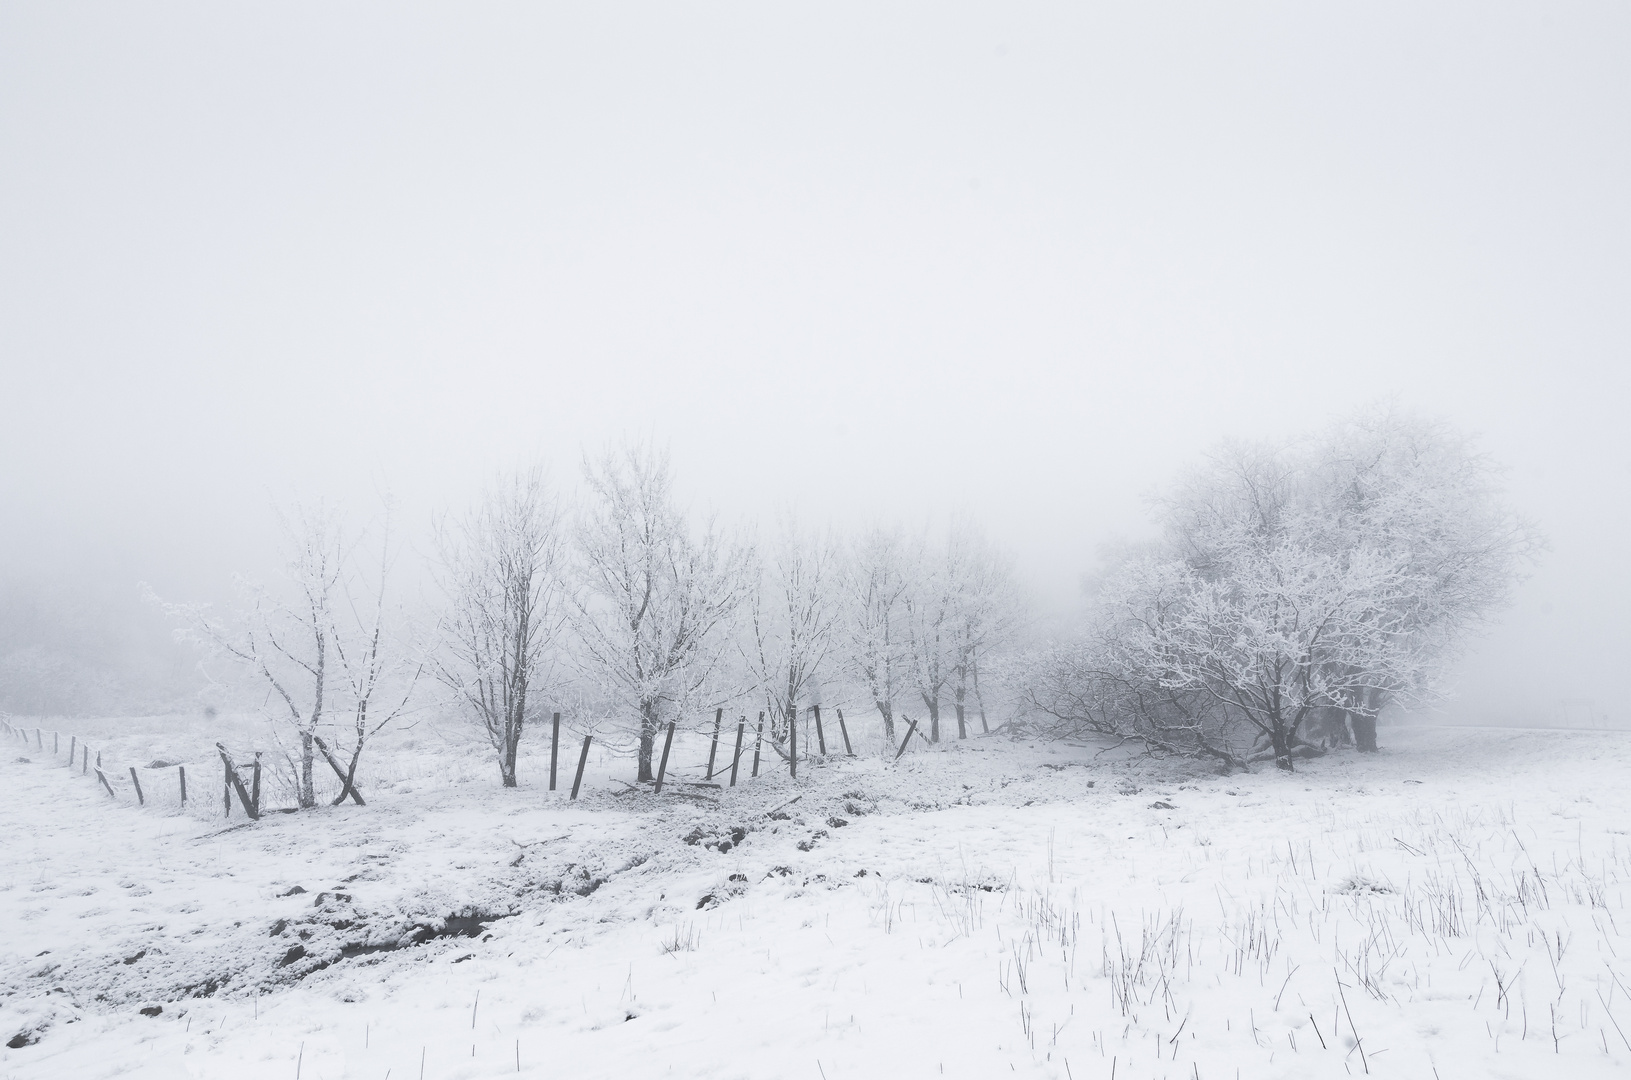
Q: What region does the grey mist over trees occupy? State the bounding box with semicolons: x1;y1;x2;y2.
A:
1025;411;1544;771
110;407;1554;791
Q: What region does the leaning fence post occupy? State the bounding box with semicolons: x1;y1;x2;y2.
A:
729;719;746;787
705;708;723;781
752;712;765;778
179;765;187;805
836;707;854;756
894;716;920;761
570;736;592;800
129;766;144;806
95;767;117;799
653;721;676;794
813;705;827;757
35;728;42;749
549;712;561;792
223;758;232;816
312;736;365;805
216;744;259;820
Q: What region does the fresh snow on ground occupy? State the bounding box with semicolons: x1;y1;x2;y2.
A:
4;719;1631;1079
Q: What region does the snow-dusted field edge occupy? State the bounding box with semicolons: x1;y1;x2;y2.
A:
3;725;1630;1080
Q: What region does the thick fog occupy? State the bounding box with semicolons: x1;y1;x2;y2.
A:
2;4;1627;726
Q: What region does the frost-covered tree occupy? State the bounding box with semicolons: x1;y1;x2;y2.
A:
742;522;840;769
1027;407;1541;771
902;532;955;743
158;504;417;807
431;468;568;788
573;444;745;782
840;527;911;741
945;523;1024;738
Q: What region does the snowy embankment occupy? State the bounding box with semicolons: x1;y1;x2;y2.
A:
3;724;1630;1080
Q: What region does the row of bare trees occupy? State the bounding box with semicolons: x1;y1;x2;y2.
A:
158;444;1027;800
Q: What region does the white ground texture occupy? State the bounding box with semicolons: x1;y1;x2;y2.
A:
4;719;1631;1080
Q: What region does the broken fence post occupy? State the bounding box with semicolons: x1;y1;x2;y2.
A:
705;707;723;781
95;767;117;799
813;705;827;757
836;707;854;756
729;719;745;787
129;766;144;806
752;712;765;778
312;736;365;805
653;720;676;794
215;743;260;820
549;712;561;792
894;717;920;761
570;735;592;800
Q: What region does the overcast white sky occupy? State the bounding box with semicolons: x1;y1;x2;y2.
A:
2;3;1627;724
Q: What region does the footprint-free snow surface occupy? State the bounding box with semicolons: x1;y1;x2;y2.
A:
4;725;1630;1079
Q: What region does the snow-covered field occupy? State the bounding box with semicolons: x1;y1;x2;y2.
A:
4;718;1630;1080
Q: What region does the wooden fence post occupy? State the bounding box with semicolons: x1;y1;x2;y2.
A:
729;719;745;787
215;744;259;820
179;765;187;805
751;712;765;778
223;758;232;816
789;707;797;780
836;707;854;756
129;767;144;806
95;768;116;799
312;737;366;805
813;705;827;757
570;736;592;800
705;708;723;781
894;717;920;761
549;713;561;792
68;736;76;767
53;731;58;755
82;744;88;774
251;754;261;816
35;728;42;749
653;721;676;794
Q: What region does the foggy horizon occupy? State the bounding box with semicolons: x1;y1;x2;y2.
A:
5;4;1628;728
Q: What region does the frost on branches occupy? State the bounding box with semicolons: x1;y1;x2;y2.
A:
1026;409;1543;771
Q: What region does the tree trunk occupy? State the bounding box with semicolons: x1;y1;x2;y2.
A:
1352;713;1378;753
1270;719;1294;772
877;701;895;741
927;697;940;743
500;726;520;787
299;730;316;808
637;699;658;781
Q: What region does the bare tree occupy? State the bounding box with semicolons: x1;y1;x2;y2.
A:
841;526;911;741
902;531;958;743
431;468;568;788
156;505;343;808
743;521;840;763
573;444;744;782
945;522;1023;738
